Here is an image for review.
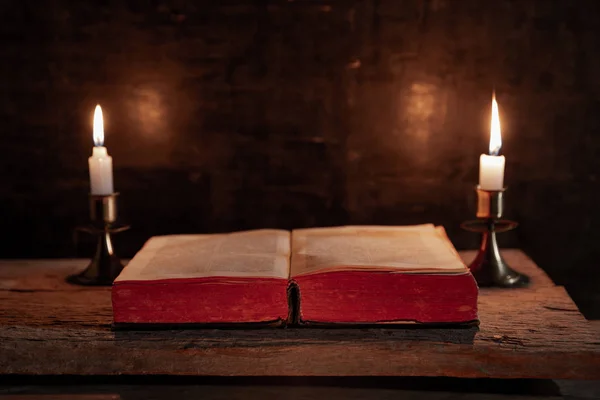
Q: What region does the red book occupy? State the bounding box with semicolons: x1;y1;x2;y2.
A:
112;225;478;327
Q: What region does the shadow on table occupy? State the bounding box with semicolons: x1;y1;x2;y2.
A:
0;376;562;399
112;325;478;346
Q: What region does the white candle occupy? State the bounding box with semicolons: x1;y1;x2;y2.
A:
479;95;505;191
88;105;114;195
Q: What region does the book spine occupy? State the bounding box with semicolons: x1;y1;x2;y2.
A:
287;280;300;325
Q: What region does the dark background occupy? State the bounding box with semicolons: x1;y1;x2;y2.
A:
1;1;598;316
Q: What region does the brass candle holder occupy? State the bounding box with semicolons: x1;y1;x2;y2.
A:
67;193;129;286
461;187;530;288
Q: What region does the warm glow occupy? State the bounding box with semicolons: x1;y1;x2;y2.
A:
489;94;501;155
93;105;104;147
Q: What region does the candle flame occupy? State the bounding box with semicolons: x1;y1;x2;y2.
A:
93;105;104;146
489;94;501;155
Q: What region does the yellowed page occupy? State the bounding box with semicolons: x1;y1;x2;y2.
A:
116;229;290;282
290;224;466;277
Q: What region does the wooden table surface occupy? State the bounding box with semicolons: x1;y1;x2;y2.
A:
0;250;598;379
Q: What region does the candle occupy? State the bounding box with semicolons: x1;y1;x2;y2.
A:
479;95;505;191
88;105;114;195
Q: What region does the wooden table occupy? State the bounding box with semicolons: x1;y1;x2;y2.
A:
0;250;598;379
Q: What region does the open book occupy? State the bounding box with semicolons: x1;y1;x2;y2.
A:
112;224;478;326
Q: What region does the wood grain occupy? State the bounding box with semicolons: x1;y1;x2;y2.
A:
0;250;598;378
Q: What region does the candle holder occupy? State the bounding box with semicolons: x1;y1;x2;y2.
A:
461;187;530;288
67;193;129;286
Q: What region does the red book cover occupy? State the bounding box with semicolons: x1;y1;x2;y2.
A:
290;225;478;325
113;230;291;326
112;226;478;327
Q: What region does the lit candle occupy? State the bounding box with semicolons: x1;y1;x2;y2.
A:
479;94;505;191
88;105;114;195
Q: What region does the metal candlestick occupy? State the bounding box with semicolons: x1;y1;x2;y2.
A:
461;187;530;288
67;193;129;286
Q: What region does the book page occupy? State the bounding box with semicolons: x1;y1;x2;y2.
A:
290;224;467;277
116;229;290;282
